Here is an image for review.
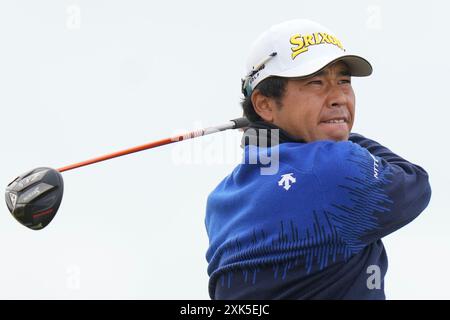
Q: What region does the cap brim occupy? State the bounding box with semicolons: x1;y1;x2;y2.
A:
276;54;373;78
338;55;373;77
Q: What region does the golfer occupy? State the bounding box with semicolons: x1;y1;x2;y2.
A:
205;19;432;299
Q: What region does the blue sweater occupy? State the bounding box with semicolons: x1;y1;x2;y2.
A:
205;133;431;299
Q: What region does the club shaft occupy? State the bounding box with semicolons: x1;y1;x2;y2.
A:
57;117;249;173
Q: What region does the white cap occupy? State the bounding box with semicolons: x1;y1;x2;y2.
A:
241;19;372;97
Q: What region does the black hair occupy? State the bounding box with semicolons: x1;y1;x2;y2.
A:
241;76;288;122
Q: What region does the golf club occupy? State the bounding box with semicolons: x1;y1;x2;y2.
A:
5;117;249;230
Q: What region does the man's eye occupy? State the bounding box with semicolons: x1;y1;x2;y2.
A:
339;79;351;84
308;80;322;85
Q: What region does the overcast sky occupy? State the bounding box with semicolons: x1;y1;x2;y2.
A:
0;0;448;299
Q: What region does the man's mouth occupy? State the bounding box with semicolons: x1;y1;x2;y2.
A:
322;119;347;124
320;117;349;124
318;116;350;139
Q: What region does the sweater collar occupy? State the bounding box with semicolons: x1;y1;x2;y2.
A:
241;121;305;148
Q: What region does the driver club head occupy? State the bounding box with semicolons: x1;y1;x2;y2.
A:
5;167;64;230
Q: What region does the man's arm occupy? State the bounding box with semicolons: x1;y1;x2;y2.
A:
347;133;431;243
316;134;432;250
349;133;428;171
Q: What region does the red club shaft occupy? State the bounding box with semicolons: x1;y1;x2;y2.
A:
57;117;248;173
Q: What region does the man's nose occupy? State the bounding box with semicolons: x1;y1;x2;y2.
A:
326;84;347;108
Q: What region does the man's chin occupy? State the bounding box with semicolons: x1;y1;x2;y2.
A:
312;132;348;142
317;123;350;142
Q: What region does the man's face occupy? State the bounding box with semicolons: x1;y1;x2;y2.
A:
254;61;355;142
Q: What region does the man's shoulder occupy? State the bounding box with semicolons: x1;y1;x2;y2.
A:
210;140;367;192
278;140;361;170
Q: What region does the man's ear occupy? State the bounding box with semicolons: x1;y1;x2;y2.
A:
251;90;276;123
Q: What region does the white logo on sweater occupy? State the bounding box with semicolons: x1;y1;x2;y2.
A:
369;153;379;179
278;173;296;190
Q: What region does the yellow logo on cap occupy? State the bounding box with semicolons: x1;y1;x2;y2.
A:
290;32;345;60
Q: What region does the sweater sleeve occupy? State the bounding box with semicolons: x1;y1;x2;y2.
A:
316;134;432;250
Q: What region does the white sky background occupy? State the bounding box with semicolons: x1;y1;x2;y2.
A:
0;0;448;299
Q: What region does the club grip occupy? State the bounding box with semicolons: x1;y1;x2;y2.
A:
230;117;250;129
